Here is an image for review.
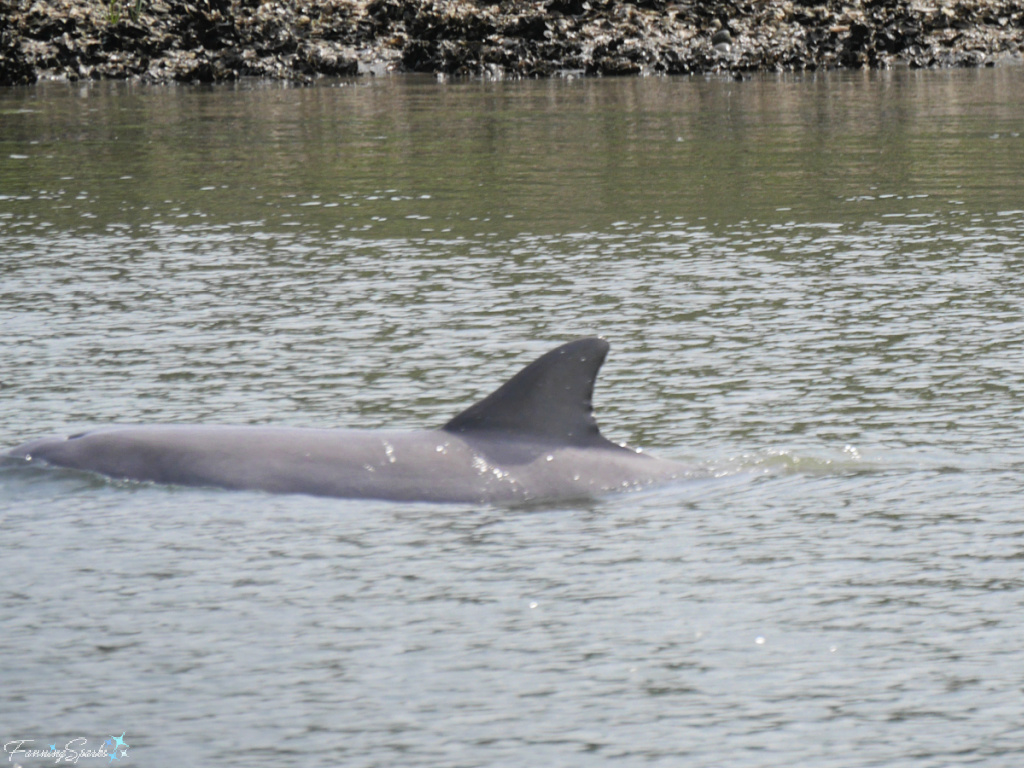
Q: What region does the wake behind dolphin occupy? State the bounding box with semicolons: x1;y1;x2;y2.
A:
5;338;691;504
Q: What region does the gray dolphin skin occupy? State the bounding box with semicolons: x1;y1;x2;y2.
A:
5;338;690;503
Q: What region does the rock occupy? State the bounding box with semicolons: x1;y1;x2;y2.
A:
1;0;1023;84
1;1;37;85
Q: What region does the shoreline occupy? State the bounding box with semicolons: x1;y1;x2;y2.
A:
2;0;1023;86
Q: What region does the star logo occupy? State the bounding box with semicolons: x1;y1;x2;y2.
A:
49;745;57;752
107;733;129;763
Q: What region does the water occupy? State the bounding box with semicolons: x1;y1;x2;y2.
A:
2;68;1024;766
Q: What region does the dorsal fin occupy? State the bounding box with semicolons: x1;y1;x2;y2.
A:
442;337;618;448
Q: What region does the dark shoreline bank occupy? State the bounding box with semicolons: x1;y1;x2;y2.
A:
2;0;1023;86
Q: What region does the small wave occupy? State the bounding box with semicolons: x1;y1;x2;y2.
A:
701;444;1006;479
705;445;876;478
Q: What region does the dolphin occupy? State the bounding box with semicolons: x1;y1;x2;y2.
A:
4;337;691;504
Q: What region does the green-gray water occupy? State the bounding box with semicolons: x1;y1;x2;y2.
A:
2;68;1023;767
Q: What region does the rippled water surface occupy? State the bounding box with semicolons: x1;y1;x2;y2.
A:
2;69;1024;766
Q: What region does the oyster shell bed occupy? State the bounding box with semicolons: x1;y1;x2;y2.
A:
1;0;1022;84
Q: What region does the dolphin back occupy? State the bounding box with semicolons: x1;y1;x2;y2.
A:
4;338;688;502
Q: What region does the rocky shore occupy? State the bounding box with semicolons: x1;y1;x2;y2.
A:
1;0;1023;85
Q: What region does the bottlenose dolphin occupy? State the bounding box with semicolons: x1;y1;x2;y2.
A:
5;338;690;503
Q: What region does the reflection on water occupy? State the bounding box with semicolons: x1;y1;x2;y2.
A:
2;68;1024;767
1;68;1022;233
